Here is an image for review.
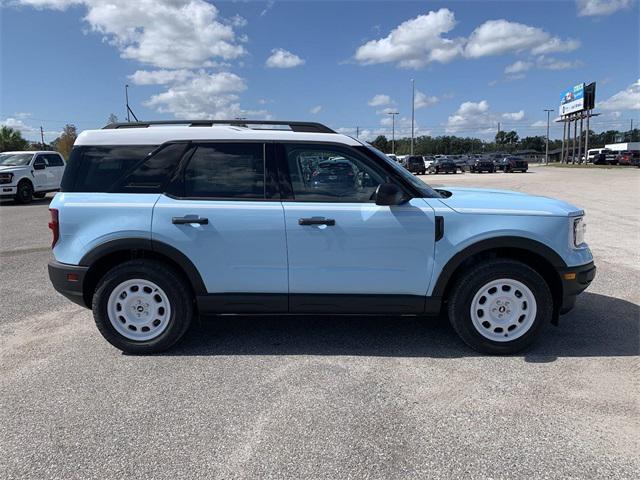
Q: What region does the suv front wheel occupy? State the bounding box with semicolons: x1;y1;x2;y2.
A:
92;260;193;354
447;259;552;354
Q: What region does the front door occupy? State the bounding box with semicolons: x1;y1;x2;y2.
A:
152;142;288;312
279;143;436;313
31;154;50;189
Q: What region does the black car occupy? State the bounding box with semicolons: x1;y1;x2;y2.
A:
405;155;426;175
310;159;356;190
470;158;496;173
428;159;458;174
496;157;528;173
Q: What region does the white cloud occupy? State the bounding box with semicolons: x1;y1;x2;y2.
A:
310;105;322;115
368;94;394;107
504;60;533;74
502;110;525;121
265;48;305;68
577;0;633;16
414;90;438;109
465;19;579;58
536;56;583;70
16;1;247;69
260;0;275;17
530;120;548;128
599;79;640;111
143;72;267;119
446;100;525;135
128;69;195;85
354;8;464;68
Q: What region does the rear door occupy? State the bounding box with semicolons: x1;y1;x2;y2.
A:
278;143;436;313
152;142;288;312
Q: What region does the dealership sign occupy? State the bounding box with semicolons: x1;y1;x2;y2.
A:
559;83;585;116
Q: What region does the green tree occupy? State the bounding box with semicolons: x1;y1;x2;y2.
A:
519;136;545;151
371;135;389;153
54;124;78;159
0;126;29;151
107;113;119;125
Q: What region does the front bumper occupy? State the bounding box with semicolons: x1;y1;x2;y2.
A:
48;260;90;308
558;261;596;314
0;185;17;197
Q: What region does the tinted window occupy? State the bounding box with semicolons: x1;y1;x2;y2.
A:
46;154;65;166
285;144;386;202
61;145;157;192
114;143;187;193
183;143;265;199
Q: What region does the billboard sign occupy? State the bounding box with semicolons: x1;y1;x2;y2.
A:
559;83;585;116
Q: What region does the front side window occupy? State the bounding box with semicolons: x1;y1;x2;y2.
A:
285;145;386;202
46;154;65;166
183;143;265;199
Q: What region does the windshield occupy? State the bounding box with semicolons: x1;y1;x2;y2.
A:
361;145;441;198
0;153;33;166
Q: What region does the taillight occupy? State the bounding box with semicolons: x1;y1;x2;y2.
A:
48;208;59;248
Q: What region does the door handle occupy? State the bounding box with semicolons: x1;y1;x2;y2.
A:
298;217;335;226
172;215;209;225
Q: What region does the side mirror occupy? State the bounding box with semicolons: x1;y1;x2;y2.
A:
375;183;405;206
33;160;46;170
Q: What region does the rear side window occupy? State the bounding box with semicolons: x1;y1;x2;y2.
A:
182;143;265;199
114;143;188;193
61;145;156;192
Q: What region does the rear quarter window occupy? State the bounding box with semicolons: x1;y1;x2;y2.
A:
61;145;157;192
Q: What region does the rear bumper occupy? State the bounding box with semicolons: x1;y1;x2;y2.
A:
558;261;596;314
48;260;90;308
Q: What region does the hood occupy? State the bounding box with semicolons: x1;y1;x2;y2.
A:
0;165;29;173
437;187;583;217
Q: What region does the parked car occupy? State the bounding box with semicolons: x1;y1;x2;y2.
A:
48;119;595;355
428;158;458;174
387;154;398;162
615;150;639;166
0;151;65;204
496;157;528;173
470;158;496;173
310;158;357;192
405;155;426;175
422;155;434;170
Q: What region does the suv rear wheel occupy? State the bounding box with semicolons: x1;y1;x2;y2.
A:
92;260;193;354
447;259;552;354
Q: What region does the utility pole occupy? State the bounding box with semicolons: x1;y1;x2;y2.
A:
410;78;415;155
356;126;359;139
387;111;399;154
543;109;554;164
40;126;45;148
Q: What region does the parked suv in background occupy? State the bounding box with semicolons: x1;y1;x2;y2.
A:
428;158;458;174
0;151;65;203
470;157;496;173
405;155;426;175
48;120;594;355
496;156;528;173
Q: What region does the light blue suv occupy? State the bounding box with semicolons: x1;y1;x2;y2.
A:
47;120;595;354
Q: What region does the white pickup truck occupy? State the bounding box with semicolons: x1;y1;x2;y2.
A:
0;151;66;203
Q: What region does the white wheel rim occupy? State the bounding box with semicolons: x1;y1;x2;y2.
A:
107;279;171;341
470;278;537;342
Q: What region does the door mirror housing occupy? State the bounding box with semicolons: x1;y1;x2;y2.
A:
374;183;406;206
33;159;46;170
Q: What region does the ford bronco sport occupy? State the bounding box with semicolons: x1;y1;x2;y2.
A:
48;120;595;354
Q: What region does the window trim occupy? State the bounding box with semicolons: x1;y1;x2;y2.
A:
275;141;413;203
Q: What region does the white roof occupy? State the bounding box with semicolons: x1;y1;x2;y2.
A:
75;125;362;147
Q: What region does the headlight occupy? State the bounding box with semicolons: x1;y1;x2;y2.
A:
0;172;13;184
573;217;586;247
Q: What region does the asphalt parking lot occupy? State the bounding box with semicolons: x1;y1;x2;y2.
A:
1;165;638;479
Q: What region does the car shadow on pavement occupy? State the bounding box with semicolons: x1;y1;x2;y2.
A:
166;292;639;360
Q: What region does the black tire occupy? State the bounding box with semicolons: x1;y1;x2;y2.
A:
92;259;194;354
447;259;553;355
15;180;33;204
33;192;47;199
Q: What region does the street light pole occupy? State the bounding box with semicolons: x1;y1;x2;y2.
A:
387;111;399;154
544;109;554;164
410;79;415;155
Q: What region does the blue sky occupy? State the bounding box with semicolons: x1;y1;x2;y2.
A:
1;0;638;142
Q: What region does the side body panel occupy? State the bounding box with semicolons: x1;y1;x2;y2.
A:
50;192;160;264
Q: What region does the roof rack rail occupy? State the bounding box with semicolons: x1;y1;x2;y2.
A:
103;120;336;134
